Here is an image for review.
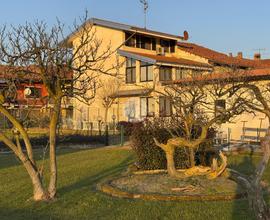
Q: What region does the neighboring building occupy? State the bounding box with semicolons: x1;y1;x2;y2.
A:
177;43;270;141
165;67;270;141
177;42;270;70
0;66;73;129
68;18;270;141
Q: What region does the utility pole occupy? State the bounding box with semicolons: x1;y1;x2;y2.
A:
140;0;148;29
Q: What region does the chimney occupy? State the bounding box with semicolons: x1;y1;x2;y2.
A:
237;52;243;59
254;53;261;60
228;52;233;57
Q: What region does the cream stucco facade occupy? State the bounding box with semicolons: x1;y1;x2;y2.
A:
69;18;269;142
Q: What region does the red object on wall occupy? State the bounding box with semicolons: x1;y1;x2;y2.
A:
16;82;49;107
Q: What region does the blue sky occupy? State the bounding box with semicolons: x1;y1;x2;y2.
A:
0;0;270;58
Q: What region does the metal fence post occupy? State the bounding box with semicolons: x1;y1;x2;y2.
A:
120;125;124;146
105;125;109;146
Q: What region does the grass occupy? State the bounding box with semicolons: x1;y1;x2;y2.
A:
0;148;266;220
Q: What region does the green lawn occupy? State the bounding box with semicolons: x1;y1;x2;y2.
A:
0;147;265;220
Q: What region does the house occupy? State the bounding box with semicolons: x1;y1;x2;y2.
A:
68;18;270;141
68;18;213;130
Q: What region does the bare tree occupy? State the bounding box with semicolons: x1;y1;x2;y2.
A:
229;80;270;219
0;13;121;200
99;78;121;125
154;73;245;179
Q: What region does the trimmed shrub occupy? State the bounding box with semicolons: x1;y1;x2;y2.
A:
116;121;143;136
130;118;216;170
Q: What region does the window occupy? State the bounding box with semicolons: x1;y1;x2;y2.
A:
160;39;170;53
125;32;156;51
137;35;154;50
215;100;226;116
160;39;176;53
159;97;172;116
24;87;41;99
125;100;136;120
140;97;155;117
152;38;156;51
192;70;203;78
125;32;136;47
159;66;172;81
126;58;136;83
170;40;175;53
140;62;153;82
175;68;190;79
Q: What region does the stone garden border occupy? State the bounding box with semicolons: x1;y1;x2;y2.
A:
97;175;247;201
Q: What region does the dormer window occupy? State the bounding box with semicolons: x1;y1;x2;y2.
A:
125;32;136;47
160;39;175;53
125;32;156;51
136;35;153;50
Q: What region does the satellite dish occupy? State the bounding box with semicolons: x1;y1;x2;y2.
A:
24;88;32;96
183;31;189;41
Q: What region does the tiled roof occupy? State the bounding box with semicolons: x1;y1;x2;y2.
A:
0;65;73;81
118;50;212;69
178;42;270;68
163;68;270;85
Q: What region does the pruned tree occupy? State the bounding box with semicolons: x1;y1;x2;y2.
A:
0;13;121;201
228;80;270;219
99;78;121;125
153;73;245;179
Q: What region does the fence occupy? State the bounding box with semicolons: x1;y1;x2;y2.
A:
0;124;127;151
214;126;267;151
241;127;267;143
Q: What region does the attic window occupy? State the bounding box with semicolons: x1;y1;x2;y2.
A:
125;32;156;51
125;32;136;47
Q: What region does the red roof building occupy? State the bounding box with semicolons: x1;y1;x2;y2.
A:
178;42;270;69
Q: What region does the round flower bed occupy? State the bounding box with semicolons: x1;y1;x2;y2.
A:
98;173;246;201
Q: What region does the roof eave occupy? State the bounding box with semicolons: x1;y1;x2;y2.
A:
155;62;212;70
118;50;156;64
66;18;185;44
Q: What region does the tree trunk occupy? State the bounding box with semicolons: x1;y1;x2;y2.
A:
249;132;270;220
189;148;195;167
0;105;35;164
0;131;48;201
248;186;270;220
47;99;61;199
153;138;181;178
229;129;270;220
164;145;177;177
23;157;48;201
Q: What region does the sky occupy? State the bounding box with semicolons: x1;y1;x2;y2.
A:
0;0;270;59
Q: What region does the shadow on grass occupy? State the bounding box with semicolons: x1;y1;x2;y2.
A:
231;151;257;220
0;148;92;170
58;154;134;196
